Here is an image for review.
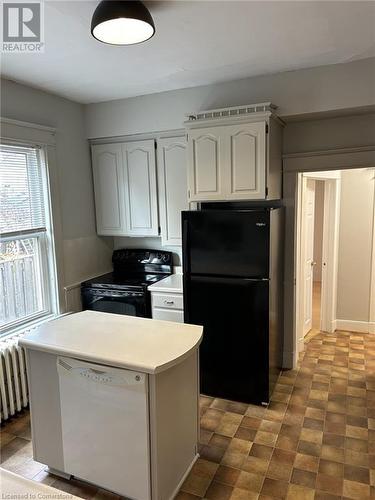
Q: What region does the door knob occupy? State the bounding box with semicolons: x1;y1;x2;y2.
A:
311;261;317;266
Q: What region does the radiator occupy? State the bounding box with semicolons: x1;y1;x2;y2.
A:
0;332;29;423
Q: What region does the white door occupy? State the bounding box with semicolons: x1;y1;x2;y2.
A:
91;143;126;235
122;140;159;236
157;136;188;246
301;178;316;336
224;122;266;200
320;178;341;333
187;128;224;201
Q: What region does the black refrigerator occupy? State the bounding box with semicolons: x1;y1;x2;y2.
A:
182;205;284;405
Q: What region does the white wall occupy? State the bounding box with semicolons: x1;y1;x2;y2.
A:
313;181;324;282
1;78;113;289
85;57;375;139
337;168;375;323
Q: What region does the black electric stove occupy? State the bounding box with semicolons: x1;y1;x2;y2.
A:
81;249;172;318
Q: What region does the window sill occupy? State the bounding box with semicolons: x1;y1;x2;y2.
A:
0;312;69;340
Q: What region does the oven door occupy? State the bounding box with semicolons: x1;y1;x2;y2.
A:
81;288;149;318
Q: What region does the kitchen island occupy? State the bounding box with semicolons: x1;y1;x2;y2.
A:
20;310;203;500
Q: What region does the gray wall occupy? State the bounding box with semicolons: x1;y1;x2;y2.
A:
283;112;375;154
85;57;375;139
1;78;113;287
337;168;375;323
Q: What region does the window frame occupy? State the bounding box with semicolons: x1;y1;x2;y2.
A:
0;136;60;336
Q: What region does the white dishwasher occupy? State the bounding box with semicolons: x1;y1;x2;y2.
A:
57;357;150;500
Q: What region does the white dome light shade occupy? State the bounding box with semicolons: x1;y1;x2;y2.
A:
91;1;155;46
92;18;154;45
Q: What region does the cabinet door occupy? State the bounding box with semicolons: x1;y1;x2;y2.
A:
91;143;126;235
224;122;266;200
122;140;159;236
187;128;224;201
157;137;188;246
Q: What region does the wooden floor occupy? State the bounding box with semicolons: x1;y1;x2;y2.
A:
2;329;375;499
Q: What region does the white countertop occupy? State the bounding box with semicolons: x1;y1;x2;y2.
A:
148;273;183;293
20;310;202;374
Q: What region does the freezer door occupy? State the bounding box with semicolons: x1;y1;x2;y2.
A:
57;357;150;500
182;210;270;278
184;275;269;404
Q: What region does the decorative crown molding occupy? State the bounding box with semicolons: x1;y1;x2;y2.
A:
186;102;277;122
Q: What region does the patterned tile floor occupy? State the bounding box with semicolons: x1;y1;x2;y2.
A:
180;330;375;500
1;330;375;499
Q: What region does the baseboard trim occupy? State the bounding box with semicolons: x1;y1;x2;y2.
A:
336;319;375;334
330;319;337;333
283;350;296;370
297;336;305;353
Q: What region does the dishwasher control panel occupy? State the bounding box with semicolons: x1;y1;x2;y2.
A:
80;369;113;384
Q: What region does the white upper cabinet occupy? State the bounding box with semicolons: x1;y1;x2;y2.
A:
187;129;224;201
157;136;188;246
91;140;159;237
185;103;283;202
122;140;159;237
91;143;126;236
91;104;282;239
225;122;266;200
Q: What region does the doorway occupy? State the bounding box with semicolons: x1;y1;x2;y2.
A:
295;170;341;351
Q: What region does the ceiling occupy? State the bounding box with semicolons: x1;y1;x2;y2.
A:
2;1;375;104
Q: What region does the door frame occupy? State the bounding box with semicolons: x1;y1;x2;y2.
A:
295;171;341;352
283;146;375;369
299;176;316;340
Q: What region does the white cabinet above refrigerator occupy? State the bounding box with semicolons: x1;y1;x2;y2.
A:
185;102;283;202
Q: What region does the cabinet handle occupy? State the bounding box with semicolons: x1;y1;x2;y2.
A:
164;300;174;305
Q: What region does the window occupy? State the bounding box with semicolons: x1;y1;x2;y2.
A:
0;143;57;333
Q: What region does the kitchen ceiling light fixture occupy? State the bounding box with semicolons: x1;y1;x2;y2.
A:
91;0;155;45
